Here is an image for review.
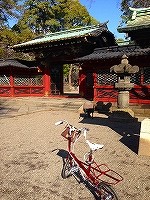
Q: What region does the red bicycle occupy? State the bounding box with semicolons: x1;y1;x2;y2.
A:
55;120;123;200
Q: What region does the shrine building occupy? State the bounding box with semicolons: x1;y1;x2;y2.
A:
0;7;150;106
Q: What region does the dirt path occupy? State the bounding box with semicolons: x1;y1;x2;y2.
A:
0;110;150;199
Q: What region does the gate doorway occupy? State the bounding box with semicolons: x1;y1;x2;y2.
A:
85;71;94;100
50;65;62;95
63;64;79;94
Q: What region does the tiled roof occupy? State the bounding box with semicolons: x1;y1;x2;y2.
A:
74;45;150;61
0;59;40;69
13;24;108;49
0;59;29;68
118;7;150;32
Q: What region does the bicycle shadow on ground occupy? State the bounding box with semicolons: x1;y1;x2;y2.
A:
79;116;141;154
53;148;102;200
52;148;68;165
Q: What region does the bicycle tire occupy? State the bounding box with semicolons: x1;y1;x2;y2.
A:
97;182;118;200
61;158;74;179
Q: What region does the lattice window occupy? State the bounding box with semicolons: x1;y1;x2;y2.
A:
30;75;43;86
97;70;117;85
14;75;43;86
143;67;150;84
130;73;140;84
14;75;30;86
0;75;10;85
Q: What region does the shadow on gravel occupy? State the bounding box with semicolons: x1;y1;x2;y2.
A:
79;117;141;154
0;98;8;108
0;98;20;117
53;149;102;200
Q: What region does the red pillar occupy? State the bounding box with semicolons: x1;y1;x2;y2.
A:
43;67;50;96
93;72;97;101
10;69;14;96
79;70;86;98
141;73;144;84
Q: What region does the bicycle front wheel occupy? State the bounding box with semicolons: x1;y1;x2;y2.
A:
97;182;118;200
62;157;74;179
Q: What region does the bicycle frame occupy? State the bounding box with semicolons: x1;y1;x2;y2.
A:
55;120;123;188
67;135;123;186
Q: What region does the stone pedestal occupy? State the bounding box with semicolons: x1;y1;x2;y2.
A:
118;91;129;109
108;91;135;122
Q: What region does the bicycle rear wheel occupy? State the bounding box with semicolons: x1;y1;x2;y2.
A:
62;157;74;179
97;182;118;200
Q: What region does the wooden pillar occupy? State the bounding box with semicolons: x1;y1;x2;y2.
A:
43;67;50;96
10;68;14;96
60;65;63;94
93;72;97;101
140;68;144;84
79;70;86;97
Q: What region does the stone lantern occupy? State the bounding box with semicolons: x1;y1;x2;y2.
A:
110;54;139;118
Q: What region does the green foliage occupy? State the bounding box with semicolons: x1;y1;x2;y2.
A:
0;0;20;26
0;26;36;47
18;0;98;34
56;0;98;29
0;0;98;59
63;64;70;77
0;26;36;59
0;27;19;46
0;48;5;58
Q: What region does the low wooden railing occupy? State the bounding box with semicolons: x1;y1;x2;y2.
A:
94;84;150;104
0;86;44;97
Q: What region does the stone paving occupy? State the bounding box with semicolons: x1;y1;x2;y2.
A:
0;97;147;122
0;97;87;118
0;97;150;200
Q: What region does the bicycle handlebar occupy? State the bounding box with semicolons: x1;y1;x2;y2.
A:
55;120;89;139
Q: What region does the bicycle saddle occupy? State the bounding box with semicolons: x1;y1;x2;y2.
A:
86;140;104;151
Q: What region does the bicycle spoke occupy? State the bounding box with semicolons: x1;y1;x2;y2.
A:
97;183;118;200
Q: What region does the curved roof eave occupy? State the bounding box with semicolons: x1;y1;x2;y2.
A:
74;45;150;62
13;24;109;49
0;59;30;69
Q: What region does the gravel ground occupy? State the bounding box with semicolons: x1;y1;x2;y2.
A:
0;110;150;200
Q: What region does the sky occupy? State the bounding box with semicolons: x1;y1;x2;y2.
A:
80;0;125;39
